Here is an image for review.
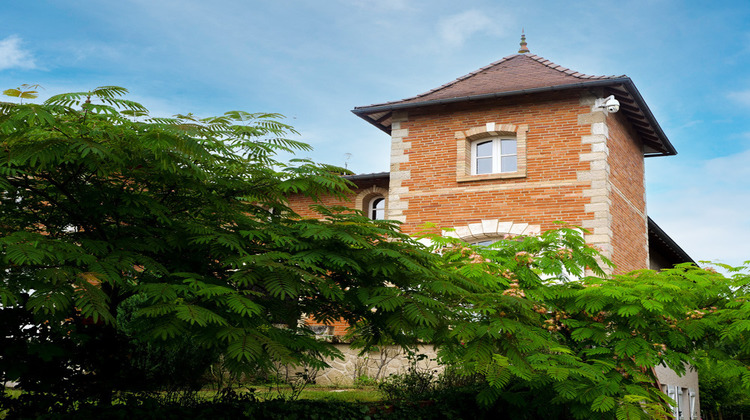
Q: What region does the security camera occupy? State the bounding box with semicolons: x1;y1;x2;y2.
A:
595;95;620;113
605;97;620;113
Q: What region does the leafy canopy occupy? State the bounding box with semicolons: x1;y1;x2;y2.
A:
0;86;452;397
3;86;750;420
407;229;750;419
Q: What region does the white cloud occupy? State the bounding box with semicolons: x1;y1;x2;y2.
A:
0;35;36;71
705;148;750;180
727;89;750;107
437;10;505;49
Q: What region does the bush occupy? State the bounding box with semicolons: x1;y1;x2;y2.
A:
378;353;436;401
9;392;469;420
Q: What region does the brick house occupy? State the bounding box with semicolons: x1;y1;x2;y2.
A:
289;40;698;418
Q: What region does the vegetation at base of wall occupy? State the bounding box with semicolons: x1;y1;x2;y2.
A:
0;390;472;420
3;86;750;419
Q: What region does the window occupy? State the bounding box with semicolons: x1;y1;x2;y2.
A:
472;138;517;175
471;239;497;247
456;122;527;182
355;186;388;220
369;197;385;220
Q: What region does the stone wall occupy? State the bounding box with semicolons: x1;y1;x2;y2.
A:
314;344;441;386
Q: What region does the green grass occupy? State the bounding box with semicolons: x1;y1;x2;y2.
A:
0;384;383;419
238;384;382;402
298;387;381;402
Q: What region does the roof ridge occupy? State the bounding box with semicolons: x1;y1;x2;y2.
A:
524;53;617;80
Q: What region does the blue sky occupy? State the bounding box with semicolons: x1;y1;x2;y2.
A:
2;0;749;267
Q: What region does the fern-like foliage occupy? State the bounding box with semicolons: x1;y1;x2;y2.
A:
2;85;749;418
395;226;750;418
0;85;450;399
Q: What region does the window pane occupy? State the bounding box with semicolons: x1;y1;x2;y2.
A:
476;157;492;174
501;139;516;155
370;197;385;219
475;141;493;157
501;156;517;172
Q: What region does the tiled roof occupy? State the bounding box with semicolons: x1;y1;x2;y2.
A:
352;53;676;157
361;54;622;108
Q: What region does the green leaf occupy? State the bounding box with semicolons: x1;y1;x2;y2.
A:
174;304;227;327
591;395;616;412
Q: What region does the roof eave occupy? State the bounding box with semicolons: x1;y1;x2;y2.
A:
648;217;695;265
352;78;677;157
608;79;677;156
341;172;390;181
352;79;629;116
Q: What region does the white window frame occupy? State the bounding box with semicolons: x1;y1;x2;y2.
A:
456;122;528;183
688;388;697;420
667;385;679;419
368;196;386;220
470;137;518;175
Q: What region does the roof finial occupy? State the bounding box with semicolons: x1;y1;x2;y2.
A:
518;29;530;54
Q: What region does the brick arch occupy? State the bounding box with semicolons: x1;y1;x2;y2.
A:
442;219;541;242
355;186;388;216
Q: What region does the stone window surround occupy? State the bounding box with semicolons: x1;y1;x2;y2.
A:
456;122;529;183
354;186;389;219
442;219;541;241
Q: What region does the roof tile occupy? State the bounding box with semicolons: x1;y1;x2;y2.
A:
356;54;620;109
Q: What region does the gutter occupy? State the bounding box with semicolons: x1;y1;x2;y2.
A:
341;172;390;181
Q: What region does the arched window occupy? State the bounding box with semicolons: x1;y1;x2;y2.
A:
355;186;388;221
369;197;385;220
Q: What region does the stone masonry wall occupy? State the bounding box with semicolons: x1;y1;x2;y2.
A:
314;344;441;386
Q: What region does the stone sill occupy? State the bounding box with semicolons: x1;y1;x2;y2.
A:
456;171;526;183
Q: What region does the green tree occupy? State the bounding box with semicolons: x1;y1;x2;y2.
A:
3;86;750;420
0;86;451;404
407;230;750;419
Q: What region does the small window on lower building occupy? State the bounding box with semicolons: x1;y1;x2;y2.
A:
369;197;385;220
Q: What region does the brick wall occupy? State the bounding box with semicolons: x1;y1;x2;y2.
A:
391;91;594;237
607;111;648;272
285;177;388;218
